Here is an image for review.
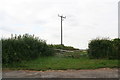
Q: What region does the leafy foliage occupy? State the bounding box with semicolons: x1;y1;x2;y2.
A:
88;38;120;59
2;34;55;65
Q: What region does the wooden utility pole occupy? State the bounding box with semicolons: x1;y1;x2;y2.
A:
58;14;66;45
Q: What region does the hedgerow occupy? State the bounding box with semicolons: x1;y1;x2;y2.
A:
2;34;55;65
88;38;120;59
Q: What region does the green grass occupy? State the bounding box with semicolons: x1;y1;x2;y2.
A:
3;51;118;71
3;56;118;71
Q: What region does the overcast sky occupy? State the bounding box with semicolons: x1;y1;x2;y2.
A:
0;0;119;49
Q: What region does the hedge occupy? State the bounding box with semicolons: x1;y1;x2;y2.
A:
88;38;120;59
2;34;55;64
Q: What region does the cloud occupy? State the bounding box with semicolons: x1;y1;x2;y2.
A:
0;0;119;49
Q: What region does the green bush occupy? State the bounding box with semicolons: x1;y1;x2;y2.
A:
88;38;120;59
112;38;120;59
2;34;55;64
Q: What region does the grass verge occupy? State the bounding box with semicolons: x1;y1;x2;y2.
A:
3;56;118;71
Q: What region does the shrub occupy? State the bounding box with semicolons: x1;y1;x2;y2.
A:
88;38;120;59
112;38;120;59
2;34;55;64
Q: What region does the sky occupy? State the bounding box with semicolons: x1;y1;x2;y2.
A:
0;0;119;49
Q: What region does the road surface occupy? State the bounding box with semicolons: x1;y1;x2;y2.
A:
2;68;119;78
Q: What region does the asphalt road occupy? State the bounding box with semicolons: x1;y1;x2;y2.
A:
2;68;119;78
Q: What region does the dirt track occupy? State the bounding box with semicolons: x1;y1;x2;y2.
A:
2;68;119;78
